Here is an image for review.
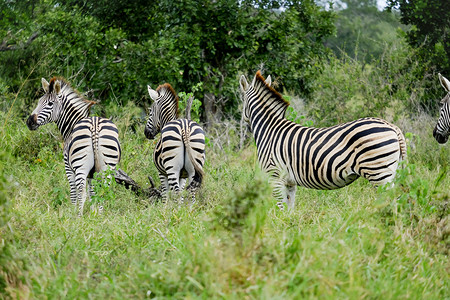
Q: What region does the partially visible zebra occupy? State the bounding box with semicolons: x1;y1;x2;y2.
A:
433;73;450;144
27;77;121;216
144;84;205;201
239;71;407;210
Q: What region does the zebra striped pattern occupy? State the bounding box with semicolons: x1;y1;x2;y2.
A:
239;71;407;210
433;73;450;144
145;84;205;201
27;77;121;216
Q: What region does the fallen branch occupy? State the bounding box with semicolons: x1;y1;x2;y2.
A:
114;168;161;200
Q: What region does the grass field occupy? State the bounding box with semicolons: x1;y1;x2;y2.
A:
1;104;449;299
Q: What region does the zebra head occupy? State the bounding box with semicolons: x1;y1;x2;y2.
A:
239;73;272;123
144;84;179;140
27;78;62;131
433;74;450;144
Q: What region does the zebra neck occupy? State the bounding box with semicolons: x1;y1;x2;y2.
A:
249;101;288;139
56;94;92;140
251;115;286;146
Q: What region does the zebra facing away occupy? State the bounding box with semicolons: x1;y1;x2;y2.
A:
26;77;121;216
144;84;205;201
239;71;407;210
433;73;450;144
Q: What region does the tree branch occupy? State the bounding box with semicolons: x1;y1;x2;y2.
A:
0;31;39;52
114;168;162;200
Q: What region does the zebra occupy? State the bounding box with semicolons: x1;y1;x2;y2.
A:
239;71;407;210
26;77;121;216
144;84;205;201
433;73;450;144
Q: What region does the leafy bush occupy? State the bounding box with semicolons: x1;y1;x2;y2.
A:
214;170;270;241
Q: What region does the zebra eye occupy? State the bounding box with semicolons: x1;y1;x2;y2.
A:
48;101;54;107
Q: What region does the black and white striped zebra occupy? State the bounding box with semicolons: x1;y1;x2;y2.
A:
144;84;205;201
26;77;121;216
239;71;407;210
433;73;450;144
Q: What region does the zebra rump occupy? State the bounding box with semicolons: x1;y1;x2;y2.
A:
156;119;205;188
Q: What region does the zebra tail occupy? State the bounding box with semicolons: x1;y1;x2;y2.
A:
183;131;205;184
392;124;407;164
91;123;101;173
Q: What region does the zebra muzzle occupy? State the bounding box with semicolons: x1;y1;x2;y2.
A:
433;126;448;144
144;127;155;140
26;114;39;130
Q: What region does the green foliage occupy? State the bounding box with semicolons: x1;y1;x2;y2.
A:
388;0;450;74
214;171;270;239
285;106;314;126
309;40;435;126
377;159;449;254
327;2;405;63
0;0;335;121
91;168;117;209
178;82;203;123
387;0;450;110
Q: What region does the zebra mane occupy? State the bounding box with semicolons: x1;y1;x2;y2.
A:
254;71;290;114
48;77;96;108
156;83;180;118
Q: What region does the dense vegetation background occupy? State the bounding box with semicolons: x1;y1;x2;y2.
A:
1;0;448;298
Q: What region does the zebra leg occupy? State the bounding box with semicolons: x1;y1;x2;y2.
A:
272;177;296;211
286;184;297;210
75;165;93;217
167;169;181;202
76;179;88;217
87;178;95;201
186;172;202;204
64;161;78;207
179;178;187;190
159;173;169;204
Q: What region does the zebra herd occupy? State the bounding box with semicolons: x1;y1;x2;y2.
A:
26;71;449;215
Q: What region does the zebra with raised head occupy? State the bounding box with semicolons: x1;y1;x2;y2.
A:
144;84;205;201
239;71;407;210
27;77;121;216
433;73;450;144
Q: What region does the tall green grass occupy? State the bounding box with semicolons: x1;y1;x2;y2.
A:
0;100;448;298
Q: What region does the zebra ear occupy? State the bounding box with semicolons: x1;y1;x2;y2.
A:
42;78;50;93
147;85;159;101
439;73;450;93
265;75;272;87
251;73;257;87
54;80;61;94
240;75;249;92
